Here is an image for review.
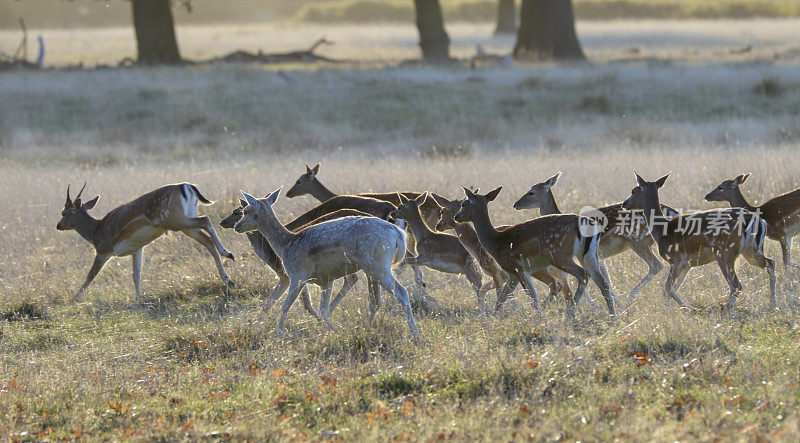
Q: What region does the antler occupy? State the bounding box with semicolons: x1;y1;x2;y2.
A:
75;181;87;201
65;184;72;205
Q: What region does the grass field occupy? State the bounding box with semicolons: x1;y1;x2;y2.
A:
2;21;800;440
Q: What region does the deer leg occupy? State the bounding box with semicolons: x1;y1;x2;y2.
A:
273;280;305;335
78;253;111;299
495;279;519;313
328;273;359;316
464;257;488;317
182;228;234;287
529;269;558;307
628;241;663;300
517;265;542;314
664;262;693;310
551;260;587;318
194;216;235;260
316;283;338;332
742;248;778;309
376;270;420;337
715;252;743;311
254;272;289;323
131;249;143;300
366;276;382;323
583;252;616;316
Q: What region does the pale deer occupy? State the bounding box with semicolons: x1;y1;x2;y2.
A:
705;173;800;274
56;183;234;299
455;187;616;319
286;163;439;306
221;198;397;318
430;193;574;310
389;192;491;316
623;173;776;310
234;188;419;336
513;172;678;299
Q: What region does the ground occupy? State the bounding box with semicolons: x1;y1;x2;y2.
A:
1;21;800;440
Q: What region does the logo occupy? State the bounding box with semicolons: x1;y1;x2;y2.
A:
578;206;607;237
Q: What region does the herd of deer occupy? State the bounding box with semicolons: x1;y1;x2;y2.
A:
57;165;800;337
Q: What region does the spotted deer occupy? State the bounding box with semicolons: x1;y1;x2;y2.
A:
513;172;678;299
221;197;397;318
429;193;574;310
56;183;234;299
705;173;800;275
389;192;492;317
455;187;616;319
623;173;776;310
235;188;419;336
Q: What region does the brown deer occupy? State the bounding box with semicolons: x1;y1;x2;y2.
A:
513;172;678;299
623;173;776;310
56;183;234;299
705;173;800;275
389;192;491;316
429;193;575;311
454;187;616;319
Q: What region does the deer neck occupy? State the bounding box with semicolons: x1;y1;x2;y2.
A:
540;190;562;215
309;178;337;202
404;206;435;240
77;213;101;245
729;188;757;212
256;208;296;253
469;206;501;256
641;192;667;244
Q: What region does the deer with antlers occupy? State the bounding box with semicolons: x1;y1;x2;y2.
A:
705;173;800;275
623;173;776;310
454;187;616;319
56;183;235;299
513;172;679;300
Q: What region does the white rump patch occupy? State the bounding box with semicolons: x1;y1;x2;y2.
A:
181;184;198;218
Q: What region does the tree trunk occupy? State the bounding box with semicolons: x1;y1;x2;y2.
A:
131;0;181;65
514;0;584;60
494;0;516;35
413;0;450;62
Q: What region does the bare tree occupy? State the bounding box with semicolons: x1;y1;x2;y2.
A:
413;0;450;62
494;0;516;35
514;0;584;60
131;0;181;64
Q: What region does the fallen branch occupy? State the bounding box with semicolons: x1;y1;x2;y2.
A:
200;38;341;65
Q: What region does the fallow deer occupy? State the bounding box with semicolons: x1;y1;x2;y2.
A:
221;197;397;318
513;172;678;299
389;192;491;316
623;173;776;310
455;187;616;319
286;163;439;305
430;193;574;310
56;183;234;299
705;173;800;275
235;188;419;336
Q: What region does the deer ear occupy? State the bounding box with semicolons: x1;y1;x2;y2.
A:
430;193;449;208
735;173;750;185
82;196;99;210
462;186;476;199
398;192;410;205
635;172;647;187
311;163;320;175
266;187;282;205
485;186;502;202
241;191;259;208
239;198;248;208
655;172;670;188
545;172;561;188
415;192;428;205
305;164;312;174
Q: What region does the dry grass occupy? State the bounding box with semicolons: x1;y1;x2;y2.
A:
3;21;800;440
